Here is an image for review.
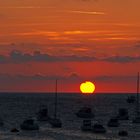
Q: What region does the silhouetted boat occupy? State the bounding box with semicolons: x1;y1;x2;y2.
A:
49;79;62;128
133;72;140;123
11;128;19;133
116;108;129;120
81;119;92;131
92;123;106;133
76;107;94;118
126;95;135;103
118;130;128;137
107;117;119;127
37;106;50;121
20;118;39;131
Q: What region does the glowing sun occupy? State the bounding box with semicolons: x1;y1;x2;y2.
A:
80;81;95;94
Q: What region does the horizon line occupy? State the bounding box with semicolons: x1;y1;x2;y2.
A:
0;91;137;94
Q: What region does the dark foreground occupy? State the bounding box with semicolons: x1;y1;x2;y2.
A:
0;92;139;140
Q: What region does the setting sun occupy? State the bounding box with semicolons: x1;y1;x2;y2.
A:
80;81;95;94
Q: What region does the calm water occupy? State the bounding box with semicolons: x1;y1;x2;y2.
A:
0;92;139;140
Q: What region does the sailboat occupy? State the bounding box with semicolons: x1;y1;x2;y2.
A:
132;72;140;123
49;79;62;128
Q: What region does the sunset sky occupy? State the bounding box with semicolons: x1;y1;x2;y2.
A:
0;0;140;93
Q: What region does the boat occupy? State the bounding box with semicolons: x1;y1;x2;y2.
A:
116;108;129;120
92;123;106;133
126;95;135;103
37;106;50;121
20;118;39;131
76;106;94;118
118;130;128;137
11;128;19;133
49;79;62;128
133;72;140;123
81;119;92;131
107;117;119;127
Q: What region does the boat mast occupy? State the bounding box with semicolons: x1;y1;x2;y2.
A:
136;72;140;116
54;79;58;119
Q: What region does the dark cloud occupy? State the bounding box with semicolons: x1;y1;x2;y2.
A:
0;50;96;63
93;75;136;82
69;73;80;79
134;43;140;48
103;55;140;63
0;50;140;64
0;74;136;83
0;74;65;82
0;73;80;85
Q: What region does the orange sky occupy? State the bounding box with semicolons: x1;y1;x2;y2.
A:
0;0;140;93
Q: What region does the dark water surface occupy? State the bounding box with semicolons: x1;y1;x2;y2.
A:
0;92;139;140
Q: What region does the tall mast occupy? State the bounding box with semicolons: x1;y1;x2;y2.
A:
54;79;58;119
136;72;140;116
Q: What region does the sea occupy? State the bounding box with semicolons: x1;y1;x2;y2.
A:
0;92;139;140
